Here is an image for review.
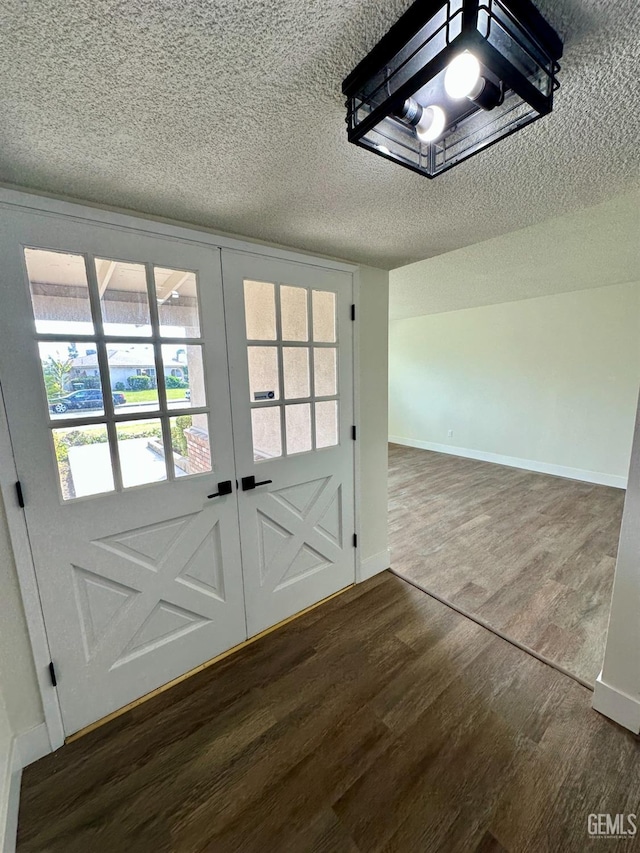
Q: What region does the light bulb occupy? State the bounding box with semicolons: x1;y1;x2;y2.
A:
444;52;483;99
416;105;446;143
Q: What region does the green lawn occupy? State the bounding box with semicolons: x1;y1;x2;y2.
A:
67;419;191;439
119;388;187;403
115;422;162;437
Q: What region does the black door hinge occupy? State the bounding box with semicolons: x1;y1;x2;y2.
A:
49;661;57;688
351;425;357;441
15;481;25;508
350;304;356;321
353;533;358;548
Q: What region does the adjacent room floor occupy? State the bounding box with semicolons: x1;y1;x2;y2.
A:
389;443;626;687
18;573;640;852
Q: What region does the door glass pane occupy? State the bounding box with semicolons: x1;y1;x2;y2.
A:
27;245;220;500
107;344;158;412
248;347;280;402
280;286;308;341
24;248;94;335
52;425;113;500
285;404;312;454
154;267;200;337
162;344;205;410
312;290;336;342
96;258;151;336
314;348;337;397
251;407;282;461
170;415;212;476
315;400;338;448
283;347;310;399
116;419;167;488
244;280;276;340
40;342;105;419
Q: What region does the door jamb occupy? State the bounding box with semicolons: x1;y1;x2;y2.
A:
0;188;362;756
352;269;364;582
0;383;64;750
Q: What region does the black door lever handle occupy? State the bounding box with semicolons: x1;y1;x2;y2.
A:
241;475;273;491
207;480;233;499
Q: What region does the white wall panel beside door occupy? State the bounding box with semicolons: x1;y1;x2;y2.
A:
222;251;356;636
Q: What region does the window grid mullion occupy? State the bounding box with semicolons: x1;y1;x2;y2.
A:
250;394;337;409
34;333;206;348
274;284;286;457
145;261;175;481
84;252;124;491
308;294;317;450
246;339;335;348
105;420;124;492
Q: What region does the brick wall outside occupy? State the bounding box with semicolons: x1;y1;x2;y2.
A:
184;427;211;474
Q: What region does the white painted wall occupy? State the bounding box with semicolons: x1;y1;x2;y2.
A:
0;499;42;739
389;191;640;320
593;392;640;732
389;282;640;486
357;267;390;577
0;687;14;850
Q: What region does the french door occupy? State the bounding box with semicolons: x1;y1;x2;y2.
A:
0;212;248;735
223;252;356;635
0;210;355;737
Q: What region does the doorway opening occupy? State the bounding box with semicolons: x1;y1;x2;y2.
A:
388;445;627;687
0;209;356;741
387;280;639;689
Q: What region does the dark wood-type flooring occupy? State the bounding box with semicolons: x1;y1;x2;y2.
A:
389;444;626;686
18;573;640;852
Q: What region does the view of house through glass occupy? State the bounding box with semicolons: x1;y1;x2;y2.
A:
244;279;339;461
24;248;212;500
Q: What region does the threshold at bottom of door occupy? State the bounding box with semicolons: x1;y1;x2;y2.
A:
65;583;355;745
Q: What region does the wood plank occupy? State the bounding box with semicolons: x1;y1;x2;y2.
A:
18;574;640;853
389;444;624;686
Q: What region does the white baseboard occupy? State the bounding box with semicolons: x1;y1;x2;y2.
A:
592;674;640;733
388;436;628;490
0;723;54;852
358;549;391;583
15;724;51;769
1;740;21;853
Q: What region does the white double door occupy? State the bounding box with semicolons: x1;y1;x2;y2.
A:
0;210;355;736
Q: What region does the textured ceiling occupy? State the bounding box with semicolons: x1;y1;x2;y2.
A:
1;1;639;269
389;190;640;319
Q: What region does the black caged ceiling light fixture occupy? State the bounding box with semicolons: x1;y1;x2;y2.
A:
342;0;562;178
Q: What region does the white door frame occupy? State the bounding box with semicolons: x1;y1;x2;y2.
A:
0;187;361;754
